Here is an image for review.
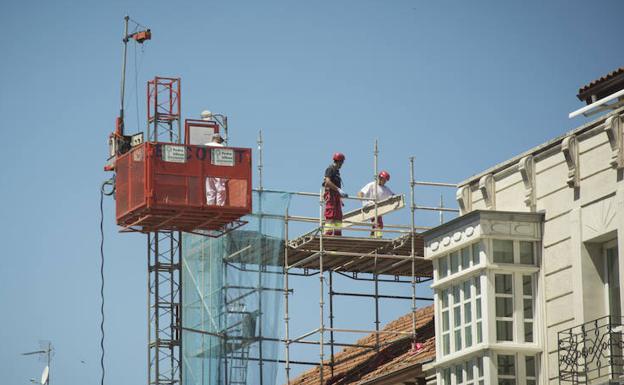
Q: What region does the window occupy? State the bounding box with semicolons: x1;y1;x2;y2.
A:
441;288;450;355
442;356;486;385
472;242;481;266
526;356;536;385
439;256;449;279
437;275;485;356
497;354;516;385
519;242;534;264
522;275;534;343
462;247;471;269
493;240;514;263
495;274;514;341
451;251;460;274
492;240;537;265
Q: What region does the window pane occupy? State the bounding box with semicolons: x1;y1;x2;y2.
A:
524;299;533;319
453;285;461;303
465;326;472;347
493;239;514;263
525;322;534;342
466;359;475;380
454;306;461;327
472;242;481;265
495;274;513;294
477;357;483;377
496;297;513;317
451;251;460;273
474;276;481;295
523;275;533;296
442;289;449;308
462;247;470;268
464;303;472;323
464;280;472;299
477;322;482;343
497;354;515;375
443;334;450;355
439;257;448;278
526;356;536;377
498;380;516;385
442;311;450;331
519;241;534;264
476;298;482;319
496;320;513;341
455;364;463;383
455;330;462;351
443;368;451;384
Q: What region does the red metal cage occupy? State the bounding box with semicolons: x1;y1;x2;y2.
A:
115;142;252;233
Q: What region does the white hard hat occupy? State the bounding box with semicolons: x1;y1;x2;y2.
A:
201;110;213;120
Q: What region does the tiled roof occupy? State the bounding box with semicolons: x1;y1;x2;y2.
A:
577;67;624;103
288;305;435;385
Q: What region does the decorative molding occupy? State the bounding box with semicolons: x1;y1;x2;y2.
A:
561;135;580;188
604;114;624;169
456;185;472;214
478;174;496;209
518;155;535;210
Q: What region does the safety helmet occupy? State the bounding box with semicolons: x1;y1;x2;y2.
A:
333;152;346;162
379;170;390;181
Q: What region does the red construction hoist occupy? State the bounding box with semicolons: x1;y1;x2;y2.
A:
105;16;252;385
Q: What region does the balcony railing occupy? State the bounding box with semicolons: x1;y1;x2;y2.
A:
559;316;624;384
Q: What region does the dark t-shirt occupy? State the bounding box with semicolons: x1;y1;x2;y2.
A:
323;164;342;188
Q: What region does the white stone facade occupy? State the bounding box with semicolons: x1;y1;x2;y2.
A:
426;108;624;385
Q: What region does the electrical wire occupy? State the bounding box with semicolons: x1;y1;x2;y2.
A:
99;177;115;385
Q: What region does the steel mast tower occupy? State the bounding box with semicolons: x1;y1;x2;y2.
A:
147;77;182;385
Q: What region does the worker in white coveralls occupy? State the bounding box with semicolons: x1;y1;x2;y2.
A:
205;133;227;206
358;171;394;238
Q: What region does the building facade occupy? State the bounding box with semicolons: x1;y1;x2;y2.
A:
424;100;624;383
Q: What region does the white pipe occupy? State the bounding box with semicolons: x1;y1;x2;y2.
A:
569;88;624;119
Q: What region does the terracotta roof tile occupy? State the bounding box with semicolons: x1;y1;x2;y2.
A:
288;305;435;385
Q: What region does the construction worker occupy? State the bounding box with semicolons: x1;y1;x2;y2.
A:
323;153;348;236
358;171;395;238
205;133;227;206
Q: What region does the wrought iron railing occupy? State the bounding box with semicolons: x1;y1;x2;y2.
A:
559;315;624;384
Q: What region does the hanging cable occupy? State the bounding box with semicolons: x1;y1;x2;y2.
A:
99;177;115;385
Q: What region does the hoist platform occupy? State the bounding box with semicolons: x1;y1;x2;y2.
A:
114;141;252;233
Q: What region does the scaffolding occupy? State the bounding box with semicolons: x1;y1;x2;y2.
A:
183;134;459;385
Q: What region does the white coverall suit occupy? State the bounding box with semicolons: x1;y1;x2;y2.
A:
205;141;227;206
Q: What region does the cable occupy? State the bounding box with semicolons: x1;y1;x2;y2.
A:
99;177;115;385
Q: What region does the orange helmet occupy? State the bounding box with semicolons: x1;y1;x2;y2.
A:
379;170;390;181
333;152;345;162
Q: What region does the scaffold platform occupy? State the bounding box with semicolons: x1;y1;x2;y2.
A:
286;232;431;278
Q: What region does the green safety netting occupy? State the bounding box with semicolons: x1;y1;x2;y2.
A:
182;191;291;385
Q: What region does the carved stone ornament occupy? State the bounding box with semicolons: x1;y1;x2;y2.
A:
604;114;624;169
518;155;535;210
479;174;496;209
561;135;579;188
456;185;472;214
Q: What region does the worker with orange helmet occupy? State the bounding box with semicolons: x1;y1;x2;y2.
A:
323;152;348;236
358;170;395;238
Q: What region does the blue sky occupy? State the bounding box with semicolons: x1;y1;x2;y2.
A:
1;0;623;384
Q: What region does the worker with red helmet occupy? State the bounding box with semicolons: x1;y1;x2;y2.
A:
358;170;395;238
323;152;348;236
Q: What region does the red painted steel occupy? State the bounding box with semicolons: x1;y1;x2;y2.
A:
115;142;252;233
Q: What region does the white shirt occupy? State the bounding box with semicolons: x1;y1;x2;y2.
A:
359;181;395;207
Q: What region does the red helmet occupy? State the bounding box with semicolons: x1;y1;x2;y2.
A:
379;170;390;181
333;152;345;162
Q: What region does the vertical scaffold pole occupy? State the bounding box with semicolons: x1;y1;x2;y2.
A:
329;270;335;376
409;157;417;342
284;209;291;384
318;188;325;384
257;129;264;385
373;140;380;350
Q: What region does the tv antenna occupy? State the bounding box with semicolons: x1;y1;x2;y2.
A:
21;341;53;385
